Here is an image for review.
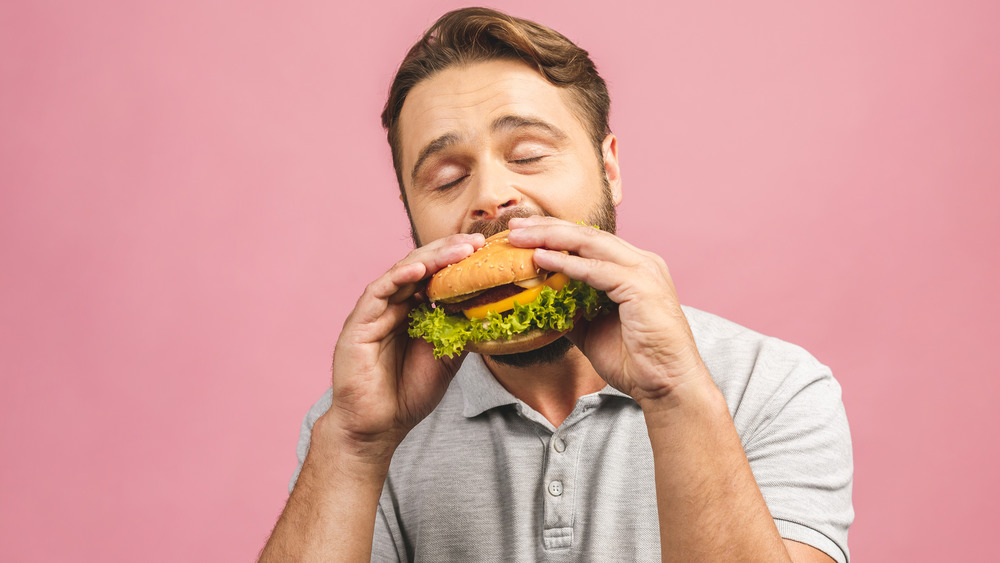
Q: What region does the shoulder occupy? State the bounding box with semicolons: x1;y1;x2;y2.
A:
683;305;824;369
682;305;840;407
682;306;848;456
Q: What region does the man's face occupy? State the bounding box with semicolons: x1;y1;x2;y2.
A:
397;58;622;245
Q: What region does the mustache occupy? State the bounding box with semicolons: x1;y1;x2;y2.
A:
466;207;547;239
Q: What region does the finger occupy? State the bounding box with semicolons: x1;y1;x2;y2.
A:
384;235;485;303
507;221;640;266
388;262;427;305
359;262;427;315
356;234;485;321
531;247;631;295
413;232;486;275
379;233;486;301
353;299;419;344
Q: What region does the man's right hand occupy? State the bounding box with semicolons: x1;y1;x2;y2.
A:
259;233;484;562
315;232;485;467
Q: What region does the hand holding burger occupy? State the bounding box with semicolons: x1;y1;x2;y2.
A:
408;230;610;358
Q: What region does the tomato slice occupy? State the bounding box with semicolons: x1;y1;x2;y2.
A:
463;273;570;319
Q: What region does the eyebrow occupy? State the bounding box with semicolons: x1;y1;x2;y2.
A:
410;133;460;186
491;114;568;141
409;114;569;185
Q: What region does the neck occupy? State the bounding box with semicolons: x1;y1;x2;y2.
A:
483;346;606;427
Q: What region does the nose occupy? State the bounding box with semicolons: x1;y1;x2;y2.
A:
468;167;522;221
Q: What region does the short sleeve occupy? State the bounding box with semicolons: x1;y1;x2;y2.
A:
738;341;854;562
288;388;332;494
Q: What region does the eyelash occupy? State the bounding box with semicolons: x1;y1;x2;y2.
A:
437;176;467;191
434;156;545;190
512;156;544;164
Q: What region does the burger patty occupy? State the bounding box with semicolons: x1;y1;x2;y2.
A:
438;283;528;315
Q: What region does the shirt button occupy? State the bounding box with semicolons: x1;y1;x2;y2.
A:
553;438;566;453
548;480;564;497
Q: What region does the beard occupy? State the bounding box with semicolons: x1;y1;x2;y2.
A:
465;183;617;240
486;333;577;368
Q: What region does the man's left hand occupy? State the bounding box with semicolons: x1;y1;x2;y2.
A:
507;216;709;406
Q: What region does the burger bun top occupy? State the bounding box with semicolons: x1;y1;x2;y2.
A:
427;231;543;302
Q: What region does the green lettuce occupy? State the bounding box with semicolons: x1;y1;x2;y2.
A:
408;279;611;358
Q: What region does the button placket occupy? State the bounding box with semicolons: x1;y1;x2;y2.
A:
540;396;598;550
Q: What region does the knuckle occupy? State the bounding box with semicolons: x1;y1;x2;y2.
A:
633;260;667;287
637;259;659;277
390;257;409;272
652;254;672;277
440;233;475;247
361;279;384;301
641;251;668;272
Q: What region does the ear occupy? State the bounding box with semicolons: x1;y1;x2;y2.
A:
601;134;623;206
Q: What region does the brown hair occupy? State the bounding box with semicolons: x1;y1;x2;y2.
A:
381;7;611;194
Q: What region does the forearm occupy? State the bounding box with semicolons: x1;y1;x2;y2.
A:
642;371;791;562
260;416;391;562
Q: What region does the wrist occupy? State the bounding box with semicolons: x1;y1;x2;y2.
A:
625;333;711;402
636;367;728;424
308;412;399;480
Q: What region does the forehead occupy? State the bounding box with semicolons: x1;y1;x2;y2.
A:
398;60;587;174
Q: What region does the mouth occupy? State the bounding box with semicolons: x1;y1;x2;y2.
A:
467;207;545;238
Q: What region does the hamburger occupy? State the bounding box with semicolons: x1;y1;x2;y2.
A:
408;230;609;358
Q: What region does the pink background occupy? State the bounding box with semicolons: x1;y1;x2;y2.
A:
2;0;998;560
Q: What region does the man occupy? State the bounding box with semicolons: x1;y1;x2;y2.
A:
261;7;852;562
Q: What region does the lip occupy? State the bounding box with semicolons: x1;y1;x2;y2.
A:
465;207;544;238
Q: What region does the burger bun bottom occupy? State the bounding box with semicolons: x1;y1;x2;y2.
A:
465;327;570;356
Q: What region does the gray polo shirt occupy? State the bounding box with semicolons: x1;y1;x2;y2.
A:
291;306;853;562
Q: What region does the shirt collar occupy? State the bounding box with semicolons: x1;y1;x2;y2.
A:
457;354;519;418
597;385;632;400
456;353;634;418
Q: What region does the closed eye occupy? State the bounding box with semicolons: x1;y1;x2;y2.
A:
437;175;468;191
511;156;545;164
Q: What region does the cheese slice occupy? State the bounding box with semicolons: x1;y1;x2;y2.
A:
463;273;570;319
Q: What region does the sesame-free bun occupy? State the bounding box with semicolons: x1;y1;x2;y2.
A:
427;230;543;302
466;326;570;355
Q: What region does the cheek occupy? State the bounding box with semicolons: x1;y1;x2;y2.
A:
527;166;599;214
409;198;466;242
